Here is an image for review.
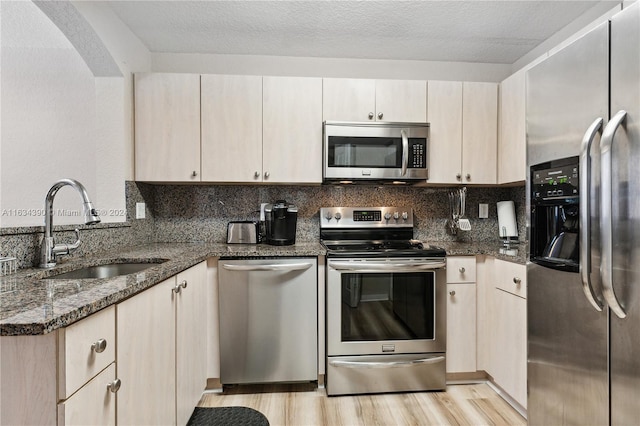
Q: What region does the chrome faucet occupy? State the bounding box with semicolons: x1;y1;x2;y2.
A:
39;179;101;268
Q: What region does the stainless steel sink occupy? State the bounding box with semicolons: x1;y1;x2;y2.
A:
45;261;166;280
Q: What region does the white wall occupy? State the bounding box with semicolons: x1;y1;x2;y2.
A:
0;1;126;227
152;52;512;82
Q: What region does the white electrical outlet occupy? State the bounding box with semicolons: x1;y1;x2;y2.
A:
136;202;146;219
479;203;489;219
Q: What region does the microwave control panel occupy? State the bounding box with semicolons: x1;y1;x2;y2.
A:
409;139;426;169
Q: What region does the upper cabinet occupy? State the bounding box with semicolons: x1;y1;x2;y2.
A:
201;74;263;183
263;76;323;183
323;78;427;122
498;69;526;184
135;73;323;184
134;73;201;182
427;81;498;184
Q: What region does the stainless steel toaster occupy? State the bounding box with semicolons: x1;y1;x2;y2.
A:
227;221;258;244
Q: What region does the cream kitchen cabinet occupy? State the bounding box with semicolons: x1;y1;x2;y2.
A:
427;81;498;184
201;74;263;182
498;69;526;184
117;261;208;426
489;259;527;409
58;363;117;426
445;256;477;374
263;76;323;183
134;73;201;182
1;306;118;425
323;78;427;122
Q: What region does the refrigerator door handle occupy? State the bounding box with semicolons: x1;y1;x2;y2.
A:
600;109;628;319
580;117;605;311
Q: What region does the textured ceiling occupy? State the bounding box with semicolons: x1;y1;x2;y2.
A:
103;0;610;64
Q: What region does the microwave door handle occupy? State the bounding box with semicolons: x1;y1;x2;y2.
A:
600;110;627;319
579;117;604;311
401;129;409;176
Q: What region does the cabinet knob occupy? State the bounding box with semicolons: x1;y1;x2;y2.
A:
513;277;521;285
173;283;182;294
449;290;456;296
368;112;374;120
91;338;107;354
107;378;121;393
377;112;384;120
180;279;187;289
254;171;260;178
459;267;465;273
456;173;462;180
191;171;198;178
264;172;270;179
466;173;471;180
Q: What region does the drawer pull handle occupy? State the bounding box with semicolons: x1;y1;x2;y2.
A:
449;290;456;296
107;378;121;393
513;277;522;285
91;339;107;354
459;267;465;273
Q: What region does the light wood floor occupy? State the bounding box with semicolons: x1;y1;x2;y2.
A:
198;383;526;426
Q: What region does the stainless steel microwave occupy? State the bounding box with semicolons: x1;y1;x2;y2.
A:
323;121;429;183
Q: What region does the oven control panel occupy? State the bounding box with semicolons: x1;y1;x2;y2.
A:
320;207;414;228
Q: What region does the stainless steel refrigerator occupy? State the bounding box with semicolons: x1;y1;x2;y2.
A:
526;3;639;425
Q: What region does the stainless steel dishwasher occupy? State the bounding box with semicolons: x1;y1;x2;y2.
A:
218;257;318;384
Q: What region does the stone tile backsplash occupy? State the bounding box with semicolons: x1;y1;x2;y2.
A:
2;181;526;269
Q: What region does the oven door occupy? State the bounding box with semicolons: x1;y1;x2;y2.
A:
323;122;429;181
326;257;446;356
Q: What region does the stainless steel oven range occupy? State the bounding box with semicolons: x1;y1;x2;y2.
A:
321;206;447;396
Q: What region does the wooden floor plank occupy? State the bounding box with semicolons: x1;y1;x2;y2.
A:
198;383;526;426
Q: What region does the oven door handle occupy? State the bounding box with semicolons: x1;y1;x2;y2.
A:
329;260;446;271
329;356;445;369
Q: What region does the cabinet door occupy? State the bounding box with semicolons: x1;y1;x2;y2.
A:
462;82;498;184
134;73;201;182
322;78;376;122
263;76;323;183
176;262;208;426
201;75;263;182
117;278;176;426
446;284;477;373
375;79;427;122
426;81;463;184
58;363;116;426
493;288;527;408
498;70;526;184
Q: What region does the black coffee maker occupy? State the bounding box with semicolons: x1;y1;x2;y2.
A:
264;200;298;246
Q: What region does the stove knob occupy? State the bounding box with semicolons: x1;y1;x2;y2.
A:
384;212;392;221
393;212;400;221
402;211;408;220
334;212;342;221
324;211;333;221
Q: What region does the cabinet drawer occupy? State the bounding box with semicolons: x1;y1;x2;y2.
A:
446;256;476;283
58;363;116;426
495;259;526;298
59;305;115;399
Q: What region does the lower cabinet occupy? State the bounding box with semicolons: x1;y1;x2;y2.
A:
488;259;527;409
58;363;117;426
117;261;208;426
446;283;477;373
445;256;477;374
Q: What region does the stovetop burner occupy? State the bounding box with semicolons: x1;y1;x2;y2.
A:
319;206;446;259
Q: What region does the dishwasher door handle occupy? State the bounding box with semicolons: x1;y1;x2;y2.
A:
221;262;314;272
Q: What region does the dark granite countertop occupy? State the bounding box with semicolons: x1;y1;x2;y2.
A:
0;242;325;336
0;240;524;336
